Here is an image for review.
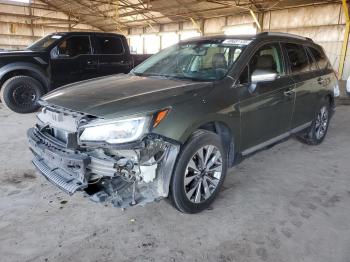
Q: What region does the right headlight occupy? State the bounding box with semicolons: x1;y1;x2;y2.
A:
79;116;150;144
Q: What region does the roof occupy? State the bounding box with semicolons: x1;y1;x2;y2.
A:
38;0;340;32
54;31;125;37
180;32;315;43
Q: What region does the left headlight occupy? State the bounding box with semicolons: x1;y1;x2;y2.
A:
79;116;150;144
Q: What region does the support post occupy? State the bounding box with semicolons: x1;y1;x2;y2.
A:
339;0;350;79
29;3;35;38
249;9;261;31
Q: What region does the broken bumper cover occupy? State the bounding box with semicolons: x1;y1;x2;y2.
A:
27;127;180;207
28;127;90;195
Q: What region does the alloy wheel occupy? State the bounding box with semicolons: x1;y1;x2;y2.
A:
184;145;223;203
315;106;329;140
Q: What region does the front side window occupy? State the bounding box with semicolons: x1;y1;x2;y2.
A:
96;36;124;54
133;39;249;81
55;36;91;58
284;43;310;74
250;43;284;76
237;43;284;84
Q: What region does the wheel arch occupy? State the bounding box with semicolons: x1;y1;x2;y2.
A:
0;63;49;92
325;93;335;108
197;121;236;167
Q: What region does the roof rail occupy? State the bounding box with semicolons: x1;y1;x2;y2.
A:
258;32;313;42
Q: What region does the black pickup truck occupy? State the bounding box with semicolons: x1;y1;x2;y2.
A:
0;32;150;113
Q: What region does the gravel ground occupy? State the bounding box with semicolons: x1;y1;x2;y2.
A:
0;104;349;262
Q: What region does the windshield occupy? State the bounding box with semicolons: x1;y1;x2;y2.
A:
133;39;249;81
27;34;63;51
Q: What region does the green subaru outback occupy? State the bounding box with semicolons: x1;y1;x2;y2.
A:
27;32;337;213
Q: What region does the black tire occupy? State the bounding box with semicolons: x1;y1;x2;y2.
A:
297;98;331;145
0;76;44;113
169;130;228;213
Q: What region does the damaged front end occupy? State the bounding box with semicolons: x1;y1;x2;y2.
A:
27;104;179;208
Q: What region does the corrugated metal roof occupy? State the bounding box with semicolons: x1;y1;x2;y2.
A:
36;0;341;31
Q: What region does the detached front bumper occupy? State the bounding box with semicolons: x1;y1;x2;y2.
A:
28;127;90;194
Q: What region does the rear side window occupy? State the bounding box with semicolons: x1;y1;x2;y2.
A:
96;36;124;54
306;49;317;71
309;47;329;70
284;43;310;74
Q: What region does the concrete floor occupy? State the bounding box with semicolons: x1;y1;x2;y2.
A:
0;105;349;262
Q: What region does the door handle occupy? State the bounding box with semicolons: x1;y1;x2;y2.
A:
284;89;295;96
87;60;97;65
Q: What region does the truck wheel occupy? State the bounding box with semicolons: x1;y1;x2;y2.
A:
297;99;330;145
169;130;227;213
0;76;44;113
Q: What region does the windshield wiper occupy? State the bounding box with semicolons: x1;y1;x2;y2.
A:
133;72;171;78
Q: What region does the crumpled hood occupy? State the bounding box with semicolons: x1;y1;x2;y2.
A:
42;74;212;118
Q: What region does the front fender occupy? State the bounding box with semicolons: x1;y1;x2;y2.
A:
0;62;49;90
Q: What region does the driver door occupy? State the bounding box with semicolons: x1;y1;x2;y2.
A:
50;35;98;88
237;42;295;154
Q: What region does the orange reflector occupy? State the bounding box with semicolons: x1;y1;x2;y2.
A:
153;109;169;128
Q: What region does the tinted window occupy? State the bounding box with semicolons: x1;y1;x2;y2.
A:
285;43;310;74
306;48;317;71
56;36;91;57
309;47;329;70
97;36;124;54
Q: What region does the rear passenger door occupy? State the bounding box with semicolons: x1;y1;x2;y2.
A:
308;46;335;93
93;35;132;76
282;43;319;129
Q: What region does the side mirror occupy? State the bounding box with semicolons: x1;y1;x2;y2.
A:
249;69;278;93
50;46;59;59
251;69;277;83
50;46;69;59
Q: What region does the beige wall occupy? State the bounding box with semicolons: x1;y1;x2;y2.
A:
0;0;100;50
1;1;349;79
127;3;349;79
263;4;348;79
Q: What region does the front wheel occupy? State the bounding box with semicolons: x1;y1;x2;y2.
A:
297;100;330;145
0;76;44;113
169;130;227;213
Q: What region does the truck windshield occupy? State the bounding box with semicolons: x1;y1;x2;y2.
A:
27;34;63;51
133;39;249;81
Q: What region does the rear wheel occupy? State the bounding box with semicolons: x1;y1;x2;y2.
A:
297;99;330;145
169;130;227;213
0;76;44;113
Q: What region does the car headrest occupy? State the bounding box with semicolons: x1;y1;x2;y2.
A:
256;55;276;70
212;53;227;69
